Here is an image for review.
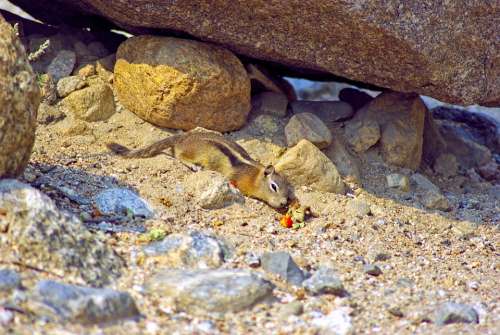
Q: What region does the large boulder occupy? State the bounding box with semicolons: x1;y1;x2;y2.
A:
0;14;39;178
114;35;250;131
12;1;499;106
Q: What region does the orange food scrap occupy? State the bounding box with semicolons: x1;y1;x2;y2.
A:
280;214;293;228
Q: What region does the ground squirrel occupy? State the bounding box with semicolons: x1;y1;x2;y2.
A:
107;132;290;208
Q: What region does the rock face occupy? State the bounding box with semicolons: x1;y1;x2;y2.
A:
0;15;39;178
114;35;251;131
13;1;499;106
0;180;123;286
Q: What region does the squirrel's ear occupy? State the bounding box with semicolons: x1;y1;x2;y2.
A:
264;165;275;176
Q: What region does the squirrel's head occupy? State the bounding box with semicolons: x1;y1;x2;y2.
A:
258;165;289;208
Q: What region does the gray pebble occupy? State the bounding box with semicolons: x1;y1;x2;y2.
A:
363;264;383;276
434;302;479;325
261;251;305;286
303;267;348;296
94;188;153;218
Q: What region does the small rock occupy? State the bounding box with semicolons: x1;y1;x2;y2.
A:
434;302;479;326
56;75;87;98
146;269;273;314
251;91;288;117
37;102;65;125
62;80;115;121
245;252;261;268
77;63;96;77
433;153;459;178
346;199;371;217
275;140;345;194
363;264;382;276
421;191;451;211
285;112;332;149
279;301;304;318
290;100;354;124
303;267;347;296
32;280;139;324
47;49;77;82
0;180;123;286
94;188;154;218
344;118;380;153
386;173;410;192
312;307;353;335
143;231;228;269
261;251;305;286
184;170;244;209
0;269;21;291
338;87;374;111
477;160;499;181
411;173;440;193
410;173;450;210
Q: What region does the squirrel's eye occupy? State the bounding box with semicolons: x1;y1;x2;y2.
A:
269;181;279;193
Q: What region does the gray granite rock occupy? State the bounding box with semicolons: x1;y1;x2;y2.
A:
32;280;139;324
434;302;479;325
47;49;76;82
363;264;382;276
0;269;21;291
0;179;123;287
303;267;347;296
146;269;274;314
94;188;153;218
143;231;229;269
261;251;305;286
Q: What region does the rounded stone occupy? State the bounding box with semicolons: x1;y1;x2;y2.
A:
285;112;332;149
114;35;251;132
0;16;40;178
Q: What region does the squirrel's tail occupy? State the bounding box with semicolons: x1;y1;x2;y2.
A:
107;134;184;158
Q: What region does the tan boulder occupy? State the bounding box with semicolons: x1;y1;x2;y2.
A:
0;16;39;178
353;92;426;170
114;35;251;132
275;139;345;194
61;78;115;122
